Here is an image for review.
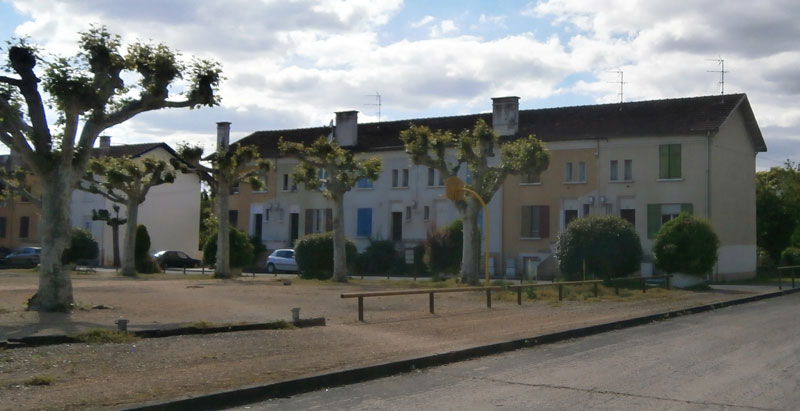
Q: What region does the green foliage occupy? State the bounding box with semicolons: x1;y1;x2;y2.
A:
72;328;139;344
654;213;720;276
203;228;255;269
26;375;56;386
412;244;428;276
780;247;800;266
357;240;397;274
424;220;463;275
134;225;151;262
62;228;99;264
250;235;266;258
554;215;642;280
84;156;176;203
756;161;800;263
199;189;214;249
295;232;357;280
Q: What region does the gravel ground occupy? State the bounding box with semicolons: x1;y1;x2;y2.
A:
0;271;766;410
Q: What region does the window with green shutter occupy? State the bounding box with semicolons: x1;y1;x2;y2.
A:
659;144;681;179
647;203;693;238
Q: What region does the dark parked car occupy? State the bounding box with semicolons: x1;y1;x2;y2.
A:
2;247;41;268
153;250;201;269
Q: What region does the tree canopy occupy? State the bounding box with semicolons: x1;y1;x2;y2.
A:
756;160;800;263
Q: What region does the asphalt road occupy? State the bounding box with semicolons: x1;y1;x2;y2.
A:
232;292;800;411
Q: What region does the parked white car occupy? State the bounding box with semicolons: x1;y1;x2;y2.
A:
266;249;298;274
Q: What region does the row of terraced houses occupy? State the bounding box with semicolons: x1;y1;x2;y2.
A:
0;93;766;280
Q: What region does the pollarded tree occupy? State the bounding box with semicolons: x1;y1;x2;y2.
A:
175;133;271;278
279;136;383;282
0;26;221;311
400;119;550;284
91;205;126;268
82;156;176;276
554;215;642;280
653;213;720;277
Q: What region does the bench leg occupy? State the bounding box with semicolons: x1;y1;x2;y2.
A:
517;288;522;305
358;296;364;322
429;292;434;314
486;290;492;308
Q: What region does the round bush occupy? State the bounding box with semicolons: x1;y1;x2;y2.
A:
294;232;357;280
653;213;719;276
554;215;642;280
63;228;99;264
203;227;255;269
358;240;397;275
424;220;463;275
780;247;800;266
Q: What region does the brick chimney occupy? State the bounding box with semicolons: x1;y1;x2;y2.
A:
99;135;111;148
216;122;231;153
492;96;520;136
335;111;358;147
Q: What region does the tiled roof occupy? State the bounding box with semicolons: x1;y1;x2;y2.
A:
234;93;766;157
91;142;173;158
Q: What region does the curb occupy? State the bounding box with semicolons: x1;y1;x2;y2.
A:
124;287;800;411
4;318;325;349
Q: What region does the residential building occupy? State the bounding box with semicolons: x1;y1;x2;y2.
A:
229;93;765;280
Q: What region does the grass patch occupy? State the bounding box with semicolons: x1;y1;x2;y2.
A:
26;375;55;386
72;328;139;344
0;307;10;314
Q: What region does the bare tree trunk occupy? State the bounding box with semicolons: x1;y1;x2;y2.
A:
215;176;231;278
459;203;482;285
331;194;348;282
120;198;139;276
30;171;74;312
111;223;121;268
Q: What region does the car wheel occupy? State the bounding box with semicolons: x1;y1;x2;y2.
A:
267;263;276;274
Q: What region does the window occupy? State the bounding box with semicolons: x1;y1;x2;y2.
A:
304;208;331;234
392;169;408;188
357;177;373;189
620;208;635;227
564;162;573;182
610;160;619;181
647;203;693;238
253;213;263;240
230;182;239;195
405;206;412;221
19;216;29;238
564;209;578;228
402;169;409;187
521;205;550;239
578;161;586;182
0;216;5;238
427;167;435;186
392;169;399;187
659;144;681;179
282;174;290;191
624;159;633;180
521;171;541;184
264;209;270;222
423;206;430;221
356;208;372;237
228;210;239;228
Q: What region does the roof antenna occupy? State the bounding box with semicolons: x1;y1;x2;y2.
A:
706;57;728;95
607;70;626;110
364;92;381;123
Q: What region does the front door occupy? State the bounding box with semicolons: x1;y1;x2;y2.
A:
290;213;299;246
391;211;403;242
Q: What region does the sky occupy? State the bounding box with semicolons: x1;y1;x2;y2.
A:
1;0;798;170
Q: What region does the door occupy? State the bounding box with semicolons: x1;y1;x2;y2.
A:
290;213;299;246
392;212;403;242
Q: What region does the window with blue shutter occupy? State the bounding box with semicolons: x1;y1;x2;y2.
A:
356;208;372;237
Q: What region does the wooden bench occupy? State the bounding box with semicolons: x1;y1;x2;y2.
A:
341;286;501;321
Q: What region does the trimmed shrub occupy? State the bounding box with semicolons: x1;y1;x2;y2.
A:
424;220;463;275
653;213;719;276
780;247;800;266
294;232;357;280
63;228;99;264
358;240;397;275
412;244;428;276
203;228;255;269
554;215;642;280
134;225;159;274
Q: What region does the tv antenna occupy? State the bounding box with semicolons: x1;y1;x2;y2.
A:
706;58;728;95
607;70;626;103
364;92;381;123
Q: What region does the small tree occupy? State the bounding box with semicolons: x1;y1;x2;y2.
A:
401;119;549;284
175;135;271;279
82;156;176;276
134;225;158;273
653;213;720;276
91;205;126;268
554;215;642;280
279;136;382;282
203;228;255;270
424;220;463;276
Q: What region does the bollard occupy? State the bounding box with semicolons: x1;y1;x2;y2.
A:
290;307;301;322
115;318;129;332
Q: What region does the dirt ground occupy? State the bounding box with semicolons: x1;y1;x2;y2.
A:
0;270;768;410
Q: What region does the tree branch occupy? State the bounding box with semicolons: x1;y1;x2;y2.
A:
0;75;22;87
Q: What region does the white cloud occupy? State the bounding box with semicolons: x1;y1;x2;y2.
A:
411;15;435;28
430;19;458;37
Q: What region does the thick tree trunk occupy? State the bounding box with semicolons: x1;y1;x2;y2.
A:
459;203;482;285
30;170;74;312
215;177;231;278
331;195;348;282
120;199;139;276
